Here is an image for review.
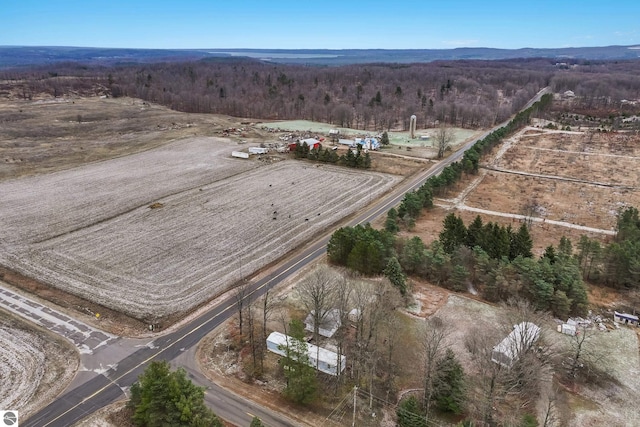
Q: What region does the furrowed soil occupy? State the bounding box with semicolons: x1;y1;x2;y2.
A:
0;96;411;328
0;309;78;420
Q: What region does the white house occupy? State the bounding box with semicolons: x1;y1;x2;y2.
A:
614;311;639;327
266;331;346;376
304;309;341;338
491;322;540;368
354;137;380;150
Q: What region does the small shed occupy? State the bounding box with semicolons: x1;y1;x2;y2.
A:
614;311;639;326
329;129;340;136
304;309;341;338
347;308;361;323
491;322;540;368
557;323;577;336
266;331;346;376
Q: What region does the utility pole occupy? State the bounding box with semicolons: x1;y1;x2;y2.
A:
352;385;357;427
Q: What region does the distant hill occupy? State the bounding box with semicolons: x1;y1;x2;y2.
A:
1;45;639;68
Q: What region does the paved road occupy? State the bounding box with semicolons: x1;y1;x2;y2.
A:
0;285;117;354
23;87;550;427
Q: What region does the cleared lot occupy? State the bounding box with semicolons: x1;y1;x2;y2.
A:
0;139;399;321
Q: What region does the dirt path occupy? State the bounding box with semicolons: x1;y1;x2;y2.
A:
435;203;616;235
483;165;637;190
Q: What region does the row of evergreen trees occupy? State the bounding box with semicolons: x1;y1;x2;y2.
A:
293;141;371;168
326;217;589;317
390;93;553;229
439;214;533;260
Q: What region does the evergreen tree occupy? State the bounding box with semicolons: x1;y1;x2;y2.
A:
542;245;557;264
397;395;427;427
447;264;469;292
400;236;427;276
327;227;356;265
385;256;407;295
363;151;371;168
399;191;423;220
385;208;400;233
281;319;317;405
128;361;223;427
439;214;467;254
250;416;265;427
511;223;534;259
551;290;572;319
616;206;640;243
380;131;390;145
466;215;484;249
432;349;465;415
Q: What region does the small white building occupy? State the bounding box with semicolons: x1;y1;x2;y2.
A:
248;147;268;155
266;331;346;376
614;311;639;327
338;138;355;147
491;322;540;368
304;309;341;338
557;323;577;336
329;129;340;136
347;308;361;323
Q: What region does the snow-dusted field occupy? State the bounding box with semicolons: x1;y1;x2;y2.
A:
0;311;78;419
0;137;400;320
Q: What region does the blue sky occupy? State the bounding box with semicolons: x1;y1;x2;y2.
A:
2;0;639;50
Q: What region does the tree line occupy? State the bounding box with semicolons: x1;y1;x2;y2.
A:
293;141;371;168
575;206;640;290
385;93;553;232
1;58;551;131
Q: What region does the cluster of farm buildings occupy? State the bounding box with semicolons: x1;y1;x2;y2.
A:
232;128;381;159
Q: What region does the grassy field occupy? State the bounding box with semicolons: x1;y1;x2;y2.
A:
260;120;482;147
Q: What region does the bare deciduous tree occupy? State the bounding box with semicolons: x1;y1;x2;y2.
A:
296;266;340;345
233;281;250;337
435;124;453;159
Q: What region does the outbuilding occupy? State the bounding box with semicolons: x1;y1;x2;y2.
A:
304;309;341;338
614;311;639;326
266;331;346;376
557;323;577;336
491;322;540;368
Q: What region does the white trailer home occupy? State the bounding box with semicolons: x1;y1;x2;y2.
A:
266;331;346;376
231;151;249;159
491;322;541;368
614;311;639;326
248;147;268;155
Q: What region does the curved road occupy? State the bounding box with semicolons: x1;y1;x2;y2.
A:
24;87;549;427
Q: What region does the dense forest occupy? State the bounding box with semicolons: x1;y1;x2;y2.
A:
3;58;640;130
